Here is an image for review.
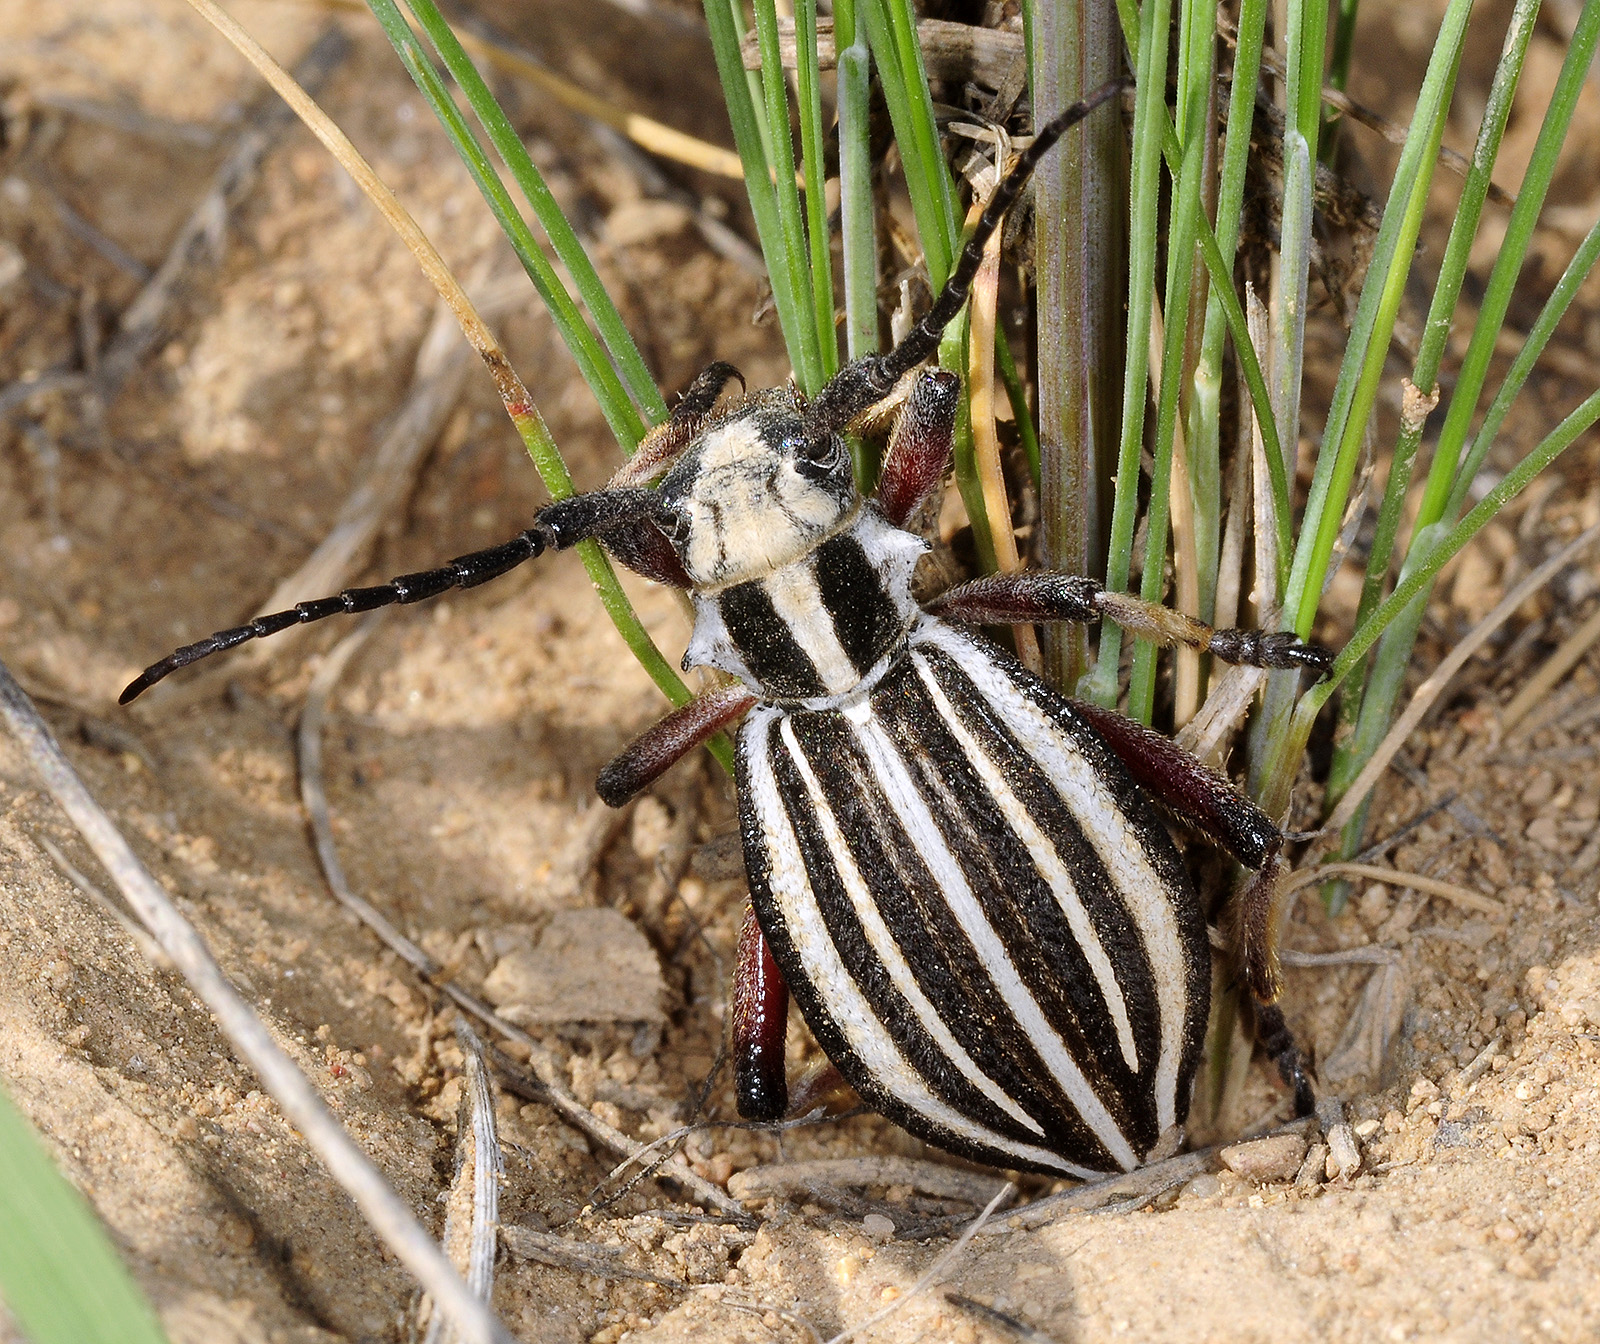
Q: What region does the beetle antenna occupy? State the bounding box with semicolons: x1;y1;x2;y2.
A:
806;78;1128;437
119;488;672;703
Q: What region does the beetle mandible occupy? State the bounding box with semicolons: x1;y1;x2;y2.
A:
123;82;1331;1177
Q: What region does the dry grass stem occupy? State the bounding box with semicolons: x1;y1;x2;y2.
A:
945;1293;1062;1343
823;1182;1014;1344
1323;517;1600;833
182;0;536;418
1501;603;1600;733
1145;293;1202;724
423;1020;502;1344
297;626;747;1218
965;197;1041;673
499;1225;688;1290
1286;862;1505;918
726;1156;1012;1207
0;659;514;1344
450;23;746;180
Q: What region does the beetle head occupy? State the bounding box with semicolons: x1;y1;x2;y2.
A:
656;388;857;588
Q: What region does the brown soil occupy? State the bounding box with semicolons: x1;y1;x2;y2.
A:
1;2;1599;1342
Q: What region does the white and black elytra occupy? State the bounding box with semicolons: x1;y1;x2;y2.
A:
123;83;1330;1175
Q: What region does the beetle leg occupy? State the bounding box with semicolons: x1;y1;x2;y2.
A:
1069;698;1314;1116
873;369;961;527
733;907;790;1121
927;573;1333;677
595;685;757;807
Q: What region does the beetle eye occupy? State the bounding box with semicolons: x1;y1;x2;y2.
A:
791;434;841;480
662;509;691;543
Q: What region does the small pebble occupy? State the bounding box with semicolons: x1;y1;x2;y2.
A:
861;1213;895;1243
1218;1134;1307;1183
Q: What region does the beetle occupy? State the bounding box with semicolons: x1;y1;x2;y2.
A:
122;83;1329;1178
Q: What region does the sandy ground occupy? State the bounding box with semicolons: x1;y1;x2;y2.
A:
2;1;1600;1341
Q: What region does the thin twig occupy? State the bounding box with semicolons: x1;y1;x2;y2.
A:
945;1293;1061;1343
726;1156;1011;1208
499;1225;688;1290
824;1183;1014;1344
1323;518;1600;833
34;91;221;147
1502;602;1600;734
424;1020;503;1344
1282;861;1505;919
32;834;171;969
445;18;746;181
1279;945;1400;968
0;659;512;1344
1351;795;1458;865
965;1126;1312;1238
296;626;747;1218
459;1022;502;1307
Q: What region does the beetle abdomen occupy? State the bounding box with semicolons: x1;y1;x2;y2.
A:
736;620;1209;1176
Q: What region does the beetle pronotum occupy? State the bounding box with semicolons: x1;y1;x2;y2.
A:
124;82;1330;1177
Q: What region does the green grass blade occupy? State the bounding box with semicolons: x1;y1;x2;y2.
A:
702;0;818;390
1326;0;1537;805
1031;0;1125;692
860;0;957;286
753;0;826;394
364;0;651;449
1257;382;1600;819
1085;0;1172;707
1335;389;1600;697
1444;220;1600;523
1324;0;1362;156
0;1083;170;1344
1323;0;1599;841
794;0;839;385
398;0;667;427
1416;0;1600;530
835;0;877;365
1186;0;1267;621
834;0;881;489
1283;0;1473;640
1126;0;1213;724
1263;0;1329;521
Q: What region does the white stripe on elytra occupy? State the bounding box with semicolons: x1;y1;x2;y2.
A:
776;719;1045;1137
840;703;1139;1171
912;654;1141;1073
739;708;1098;1177
760;564;859;694
919;621;1190;1137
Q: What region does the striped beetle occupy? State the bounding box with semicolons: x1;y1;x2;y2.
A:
122;84;1331;1177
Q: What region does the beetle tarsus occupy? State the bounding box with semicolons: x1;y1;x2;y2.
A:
1256;1001;1316;1117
